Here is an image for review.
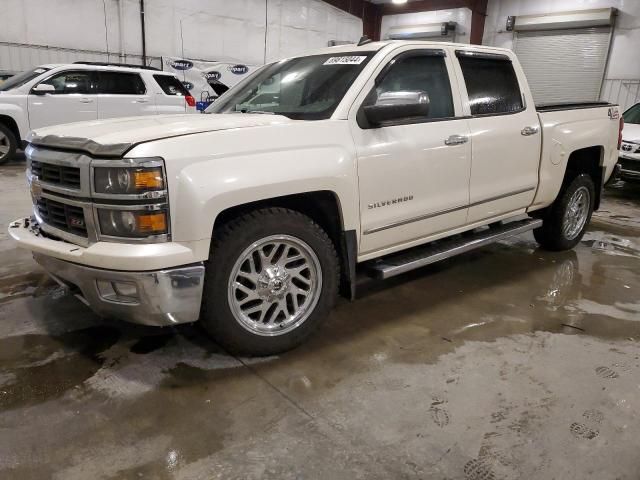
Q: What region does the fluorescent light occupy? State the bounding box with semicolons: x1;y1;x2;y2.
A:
392;0;408;4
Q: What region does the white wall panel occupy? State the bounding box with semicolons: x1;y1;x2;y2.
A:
0;0;362;71
381;8;472;44
482;0;640;102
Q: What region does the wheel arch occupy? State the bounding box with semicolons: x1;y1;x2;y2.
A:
563;145;604;210
0;115;21;145
212;190;358;300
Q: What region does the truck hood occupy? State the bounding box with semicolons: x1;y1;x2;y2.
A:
27;113;292;157
622;122;640;143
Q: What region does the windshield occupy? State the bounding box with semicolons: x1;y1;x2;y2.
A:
0;67;51;92
623;103;640;125
208;52;375;120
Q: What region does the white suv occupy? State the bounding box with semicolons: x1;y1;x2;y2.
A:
0;62;197;164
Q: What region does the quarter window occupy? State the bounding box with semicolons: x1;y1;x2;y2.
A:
98;72;146;95
364;52;455;121
37;71;93;94
457;54;523;115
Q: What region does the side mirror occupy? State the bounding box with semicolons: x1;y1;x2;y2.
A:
32;83;55;95
363;90;430;127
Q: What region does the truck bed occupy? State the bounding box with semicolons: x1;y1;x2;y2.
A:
536;101;613;112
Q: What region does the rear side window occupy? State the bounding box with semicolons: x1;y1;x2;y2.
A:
98;72;146;95
457;53;523;116
153;75;190;96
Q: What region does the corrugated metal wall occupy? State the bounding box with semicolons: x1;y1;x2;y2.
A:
0;42;161;71
601;79;640;111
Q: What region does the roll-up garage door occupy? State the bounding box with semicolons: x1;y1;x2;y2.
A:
514;27;611;104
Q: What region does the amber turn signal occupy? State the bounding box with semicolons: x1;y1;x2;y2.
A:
134;169;164;190
137;212;167;233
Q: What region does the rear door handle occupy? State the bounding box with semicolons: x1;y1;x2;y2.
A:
444;134;469;146
79;98;93;104
521;125;539;136
135;98;150;103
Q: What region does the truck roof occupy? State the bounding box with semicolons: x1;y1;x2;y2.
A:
305;39;513;57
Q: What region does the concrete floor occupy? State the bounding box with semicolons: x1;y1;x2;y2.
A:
1;155;640;479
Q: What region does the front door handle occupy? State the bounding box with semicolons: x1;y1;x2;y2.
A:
521;125;539;136
444;134;469;146
79;98;93;104
135;98;150;103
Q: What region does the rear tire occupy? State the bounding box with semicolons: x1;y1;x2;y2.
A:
0;123;17;166
533;173;595;251
201;208;339;356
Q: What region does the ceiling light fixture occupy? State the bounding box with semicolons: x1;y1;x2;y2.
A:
392;0;408;4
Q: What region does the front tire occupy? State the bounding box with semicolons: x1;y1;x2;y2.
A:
0;123;17;166
201;208;339;356
534;173;595;251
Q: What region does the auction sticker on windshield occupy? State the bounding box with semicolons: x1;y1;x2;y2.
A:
323;56;367;65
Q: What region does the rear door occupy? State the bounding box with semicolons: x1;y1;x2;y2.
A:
28;69;97;129
96;71;155;119
152;74;192;114
453;50;541;223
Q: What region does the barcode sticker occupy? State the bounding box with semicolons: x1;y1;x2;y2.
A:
323;56;367;65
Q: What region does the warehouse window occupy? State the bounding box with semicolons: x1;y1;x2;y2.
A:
457;54;523;116
36;70;93;94
364;52;454;120
98;72;146;95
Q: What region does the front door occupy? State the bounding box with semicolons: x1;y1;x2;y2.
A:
454;50;541;223
351;48;472;256
28;70;97;129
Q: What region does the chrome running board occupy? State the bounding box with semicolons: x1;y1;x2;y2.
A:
363;218;543;280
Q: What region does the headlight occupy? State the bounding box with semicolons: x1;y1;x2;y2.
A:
94;166;164;195
98;208;168;238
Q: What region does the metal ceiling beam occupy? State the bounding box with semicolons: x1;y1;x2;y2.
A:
321;0;487;44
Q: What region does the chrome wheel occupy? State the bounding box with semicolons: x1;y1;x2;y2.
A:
562;186;590;240
228;234;322;336
0;131;9;159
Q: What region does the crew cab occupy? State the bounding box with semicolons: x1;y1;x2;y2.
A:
0;62;196;164
8;41;622;356
618;102;640;180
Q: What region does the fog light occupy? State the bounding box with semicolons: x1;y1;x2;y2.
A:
97;280;139;304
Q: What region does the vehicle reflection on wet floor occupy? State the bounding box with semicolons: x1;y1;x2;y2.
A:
1;164;639;479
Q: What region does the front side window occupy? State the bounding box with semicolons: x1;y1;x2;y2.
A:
98;72;146;95
457;53;523;116
623;103;640;124
208;52;375;120
0;67;51;91
36;70;93;94
363;52;454;121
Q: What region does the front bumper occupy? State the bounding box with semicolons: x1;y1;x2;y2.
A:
9;217;205;326
618;153;640;180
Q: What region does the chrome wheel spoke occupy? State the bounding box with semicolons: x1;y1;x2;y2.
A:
563;186;590;240
228;235;322;336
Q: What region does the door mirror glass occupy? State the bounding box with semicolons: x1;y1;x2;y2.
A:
31;83;56;95
364;90;430;126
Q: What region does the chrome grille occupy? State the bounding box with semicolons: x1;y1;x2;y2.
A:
30;160;81;188
35;197;88;238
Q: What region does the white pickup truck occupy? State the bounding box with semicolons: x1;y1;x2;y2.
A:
9;41;622;355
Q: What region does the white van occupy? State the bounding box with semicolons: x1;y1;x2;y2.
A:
0;62;197;164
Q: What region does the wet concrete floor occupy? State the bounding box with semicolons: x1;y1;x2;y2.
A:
1;156;640;479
